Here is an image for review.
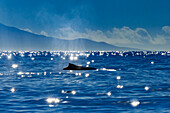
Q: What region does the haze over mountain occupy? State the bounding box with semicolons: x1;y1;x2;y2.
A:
0;23;138;51
0;0;170;50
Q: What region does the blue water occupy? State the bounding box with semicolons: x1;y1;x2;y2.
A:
0;51;169;113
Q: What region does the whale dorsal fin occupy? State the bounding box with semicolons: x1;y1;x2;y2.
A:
69;63;76;67
63;63;96;70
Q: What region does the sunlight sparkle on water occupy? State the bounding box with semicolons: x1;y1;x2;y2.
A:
130;100;140;107
17;72;24;75
72;91;76;95
21;54;24;57
46;98;60;103
85;73;90;77
106;69;116;71
116;76;121;80
100;68;107;71
69;55;78;60
74;56;78;60
44;72;46;75
11;64;18;69
61;90;65;93
10;88;15;93
70;70;73;73
7;55;12;59
25;72;29;75
49;104;54;107
69;56;73;60
107;92;111;96
87;61;90;65
117;85;124;89
101;68;116;71
144;86;150;91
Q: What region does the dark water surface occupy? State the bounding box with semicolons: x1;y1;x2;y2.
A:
0;51;169;113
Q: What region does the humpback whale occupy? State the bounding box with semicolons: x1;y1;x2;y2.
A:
63;63;97;70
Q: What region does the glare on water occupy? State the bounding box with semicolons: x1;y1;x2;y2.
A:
17;72;24;75
46;98;60;103
151;61;154;64
31;57;35;60
72;91;76;95
11;64;18;69
85;73;90;77
0;51;169;112
7;55;12;59
107;91;111;96
130;100;140;107
116;76;121;80
144;86;150;91
10;88;15;93
117;85;124;89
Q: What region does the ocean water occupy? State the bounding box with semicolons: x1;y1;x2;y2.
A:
0;51;169;113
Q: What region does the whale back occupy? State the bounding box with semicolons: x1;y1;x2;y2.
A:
63;63;96;70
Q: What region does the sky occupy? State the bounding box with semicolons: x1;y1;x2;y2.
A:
0;0;170;50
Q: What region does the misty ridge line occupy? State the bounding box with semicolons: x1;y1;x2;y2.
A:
0;23;140;51
0;0;170;50
1;23;170;51
17;24;170;51
20;25;170;45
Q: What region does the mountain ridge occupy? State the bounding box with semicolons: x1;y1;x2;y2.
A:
0;23;139;51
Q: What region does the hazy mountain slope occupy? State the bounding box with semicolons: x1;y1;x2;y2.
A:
0;23;138;51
